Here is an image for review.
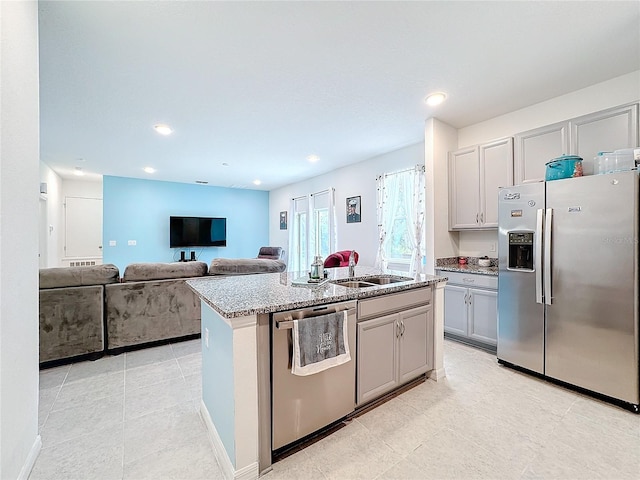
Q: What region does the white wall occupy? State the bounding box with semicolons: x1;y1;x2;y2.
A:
36;169;102;267
39;162;63;267
448;70;640;257
0;1;41;478
62;178;103;198
269;142;424;268
425;118;459;273
458;71;640;148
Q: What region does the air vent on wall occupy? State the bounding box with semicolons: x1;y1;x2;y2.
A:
69;260;97;267
195;180;209;184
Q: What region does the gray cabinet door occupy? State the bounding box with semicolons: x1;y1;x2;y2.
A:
443;284;468;336
480;138;513;228
398;305;431;384
356;313;398;406
449;146;480;229
514;121;569;184
571;103;639;175
468;288;497;346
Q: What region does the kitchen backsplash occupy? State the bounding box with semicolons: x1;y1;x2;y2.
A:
436;256;499;267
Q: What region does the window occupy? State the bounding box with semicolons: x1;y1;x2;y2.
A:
376;166;425;274
288;189;336;272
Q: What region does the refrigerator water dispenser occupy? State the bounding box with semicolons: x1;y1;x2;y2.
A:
508;232;533;270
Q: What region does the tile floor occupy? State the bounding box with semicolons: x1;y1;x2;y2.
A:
33;339;639;480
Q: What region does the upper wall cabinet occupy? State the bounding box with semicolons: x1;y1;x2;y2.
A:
515;103;639;184
571;103;639;175
449;137;513;230
514;122;569;184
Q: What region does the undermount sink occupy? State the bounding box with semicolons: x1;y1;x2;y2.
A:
330;280;377;288
362;275;413;285
329;275;414;289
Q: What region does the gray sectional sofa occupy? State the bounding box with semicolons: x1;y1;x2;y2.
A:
105;261;207;353
38;247;286;367
39;264;120;365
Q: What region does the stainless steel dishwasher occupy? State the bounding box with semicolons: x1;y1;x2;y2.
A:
271;300;357;451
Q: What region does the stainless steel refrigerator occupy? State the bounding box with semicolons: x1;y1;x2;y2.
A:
497;170;639;410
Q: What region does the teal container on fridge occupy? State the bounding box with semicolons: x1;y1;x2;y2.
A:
545;155;583;181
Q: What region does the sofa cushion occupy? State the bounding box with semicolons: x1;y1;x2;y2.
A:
105;280;201;350
39;264;120;289
122;261;208;282
209;258;286;275
39;285;105;363
257;246;284;260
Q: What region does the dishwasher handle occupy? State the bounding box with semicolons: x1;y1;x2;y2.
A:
276;304;354;330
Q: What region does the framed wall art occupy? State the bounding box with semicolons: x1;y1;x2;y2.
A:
346;196;361;223
279;211;288;230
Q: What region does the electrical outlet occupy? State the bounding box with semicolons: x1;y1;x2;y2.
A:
127;240;136;246
109;240;116;247
204;328;209;348
489;243;496;252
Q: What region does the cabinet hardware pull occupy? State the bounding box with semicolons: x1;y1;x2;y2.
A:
476;213;479;224
480;212;484;223
401;321;405;336
396;321;401;338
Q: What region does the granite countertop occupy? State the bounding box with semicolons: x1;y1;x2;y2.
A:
435;264;498;276
435;256;498;276
187;266;446;318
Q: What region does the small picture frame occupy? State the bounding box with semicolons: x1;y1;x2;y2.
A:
279;211;288;230
346;196;361;223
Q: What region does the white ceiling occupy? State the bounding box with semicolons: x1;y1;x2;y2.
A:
38;1;640;190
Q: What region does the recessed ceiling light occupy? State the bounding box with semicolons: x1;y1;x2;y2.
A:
425;92;447;106
253;179;262;186
307;155;320;163
153;124;173;135
73;166;85;176
143;166;156;174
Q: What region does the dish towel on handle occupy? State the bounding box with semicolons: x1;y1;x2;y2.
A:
291;311;351;376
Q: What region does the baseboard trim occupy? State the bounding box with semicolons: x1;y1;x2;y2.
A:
200;401;259;480
428;367;447;381
17;435;41;480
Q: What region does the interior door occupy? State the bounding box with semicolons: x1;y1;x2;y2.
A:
65;197;103;258
546;172;639;404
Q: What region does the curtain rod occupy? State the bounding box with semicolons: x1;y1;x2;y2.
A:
375;164;425;180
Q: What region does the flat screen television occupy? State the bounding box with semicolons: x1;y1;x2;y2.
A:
170;216;227;248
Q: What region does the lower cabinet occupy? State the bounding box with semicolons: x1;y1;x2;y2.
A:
356;303;432;406
437;270;498;349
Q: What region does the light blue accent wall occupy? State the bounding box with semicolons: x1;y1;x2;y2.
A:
103;176;269;272
201;304;236;466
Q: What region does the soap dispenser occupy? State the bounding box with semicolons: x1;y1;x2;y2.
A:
310;255;324;280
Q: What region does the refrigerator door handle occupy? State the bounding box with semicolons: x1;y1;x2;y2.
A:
535;208;544;304
544;208;553;305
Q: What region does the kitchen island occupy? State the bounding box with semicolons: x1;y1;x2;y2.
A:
187;266;446;480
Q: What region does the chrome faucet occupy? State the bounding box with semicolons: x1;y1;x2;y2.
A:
348;250;356;277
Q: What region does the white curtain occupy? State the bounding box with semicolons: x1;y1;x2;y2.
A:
288;188;336;272
287;196;308;272
375;165;426;274
404;166;425;275
375;173;401;270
